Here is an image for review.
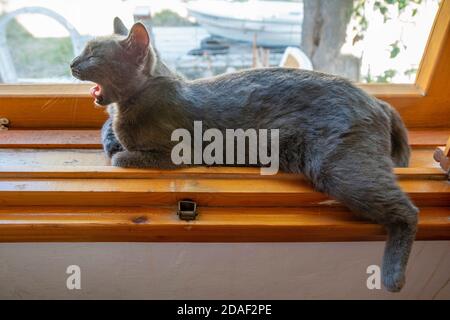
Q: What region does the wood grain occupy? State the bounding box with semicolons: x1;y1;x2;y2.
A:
445;135;450;157
0;206;448;242
0;176;448;207
408;129;450;147
1;0;450;245
416;0;450;93
0;130;102;149
0;146;447;242
0;147;441;168
1;129;449;149
0;149;105;166
0;166;445;180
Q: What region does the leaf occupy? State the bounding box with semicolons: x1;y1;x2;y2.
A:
404;67;418;77
390;42;401;58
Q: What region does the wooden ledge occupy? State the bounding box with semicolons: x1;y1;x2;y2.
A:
0;206;448;242
0;165;446;179
0;129;448;242
1;129;450;149
0;147;443;169
0;169;448;207
0;130;101;149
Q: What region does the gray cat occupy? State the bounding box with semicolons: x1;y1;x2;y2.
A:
71;18;418;292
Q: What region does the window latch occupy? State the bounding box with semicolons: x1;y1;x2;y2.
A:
0;118;9;131
177;200;198;221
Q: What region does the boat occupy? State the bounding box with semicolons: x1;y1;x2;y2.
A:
186;0;303;47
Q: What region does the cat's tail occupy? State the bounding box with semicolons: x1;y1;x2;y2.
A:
379;100;411;167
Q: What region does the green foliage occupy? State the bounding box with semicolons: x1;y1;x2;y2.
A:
352;0;424;82
6;16;32;38
152;9;196;27
352;0;423;44
389;40;405;58
404;67;418;78
5;18;73;79
365;68;397;83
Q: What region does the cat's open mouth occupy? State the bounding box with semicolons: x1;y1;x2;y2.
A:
90;84;104;104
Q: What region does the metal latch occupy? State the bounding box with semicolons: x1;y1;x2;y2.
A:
0;118;9;131
177;200;198;221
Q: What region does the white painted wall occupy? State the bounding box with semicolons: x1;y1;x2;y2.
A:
0;241;449;299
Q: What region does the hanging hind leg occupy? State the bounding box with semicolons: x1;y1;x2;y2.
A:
315;153;418;292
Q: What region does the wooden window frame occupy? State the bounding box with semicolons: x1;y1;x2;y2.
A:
0;1;449;243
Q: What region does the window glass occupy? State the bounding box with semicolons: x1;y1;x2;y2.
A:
0;0;439;83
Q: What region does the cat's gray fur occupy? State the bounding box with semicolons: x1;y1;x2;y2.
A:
71;18;418;292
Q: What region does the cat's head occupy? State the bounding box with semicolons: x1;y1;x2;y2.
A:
70;18;157;106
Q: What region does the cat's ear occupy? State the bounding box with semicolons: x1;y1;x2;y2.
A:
121;23;151;61
124;23;150;49
113;17;128;36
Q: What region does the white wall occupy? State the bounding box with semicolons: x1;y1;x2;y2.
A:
0;241;449;299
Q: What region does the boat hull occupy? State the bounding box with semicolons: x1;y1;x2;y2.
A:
187;1;302;47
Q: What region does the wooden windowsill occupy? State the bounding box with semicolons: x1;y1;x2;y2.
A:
0;206;447;243
1;1;450;242
0;128;449;243
1;128;449;149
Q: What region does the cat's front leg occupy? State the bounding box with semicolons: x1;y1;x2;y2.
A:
101;117;123;158
112;150;184;169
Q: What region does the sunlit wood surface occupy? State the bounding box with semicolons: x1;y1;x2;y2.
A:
0;1;449;242
0;129;448;242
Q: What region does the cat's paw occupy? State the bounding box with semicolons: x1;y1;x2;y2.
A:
112;151;182;169
111;151;137;168
383;269;405;292
104;141;123;158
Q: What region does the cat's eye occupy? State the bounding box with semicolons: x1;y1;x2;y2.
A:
87;55;100;61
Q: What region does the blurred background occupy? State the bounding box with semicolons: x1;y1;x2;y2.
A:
0;0;440;83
